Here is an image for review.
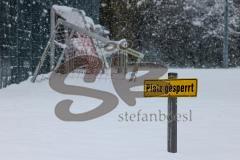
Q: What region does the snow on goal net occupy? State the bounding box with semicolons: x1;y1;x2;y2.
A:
31;5;144;83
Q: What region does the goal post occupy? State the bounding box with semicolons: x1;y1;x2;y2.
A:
50;7;56;70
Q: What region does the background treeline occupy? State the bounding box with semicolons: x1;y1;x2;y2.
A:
100;0;240;68
0;0;239;88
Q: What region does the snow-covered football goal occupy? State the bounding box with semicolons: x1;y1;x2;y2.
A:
31;5;144;82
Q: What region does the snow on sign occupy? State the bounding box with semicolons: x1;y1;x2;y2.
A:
144;79;198;97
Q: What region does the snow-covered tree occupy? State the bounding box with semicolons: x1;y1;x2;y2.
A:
100;0;240;67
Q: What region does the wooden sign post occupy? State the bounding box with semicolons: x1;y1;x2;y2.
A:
144;73;198;153
167;73;178;153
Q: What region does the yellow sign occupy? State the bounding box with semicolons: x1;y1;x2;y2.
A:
144;79;198;97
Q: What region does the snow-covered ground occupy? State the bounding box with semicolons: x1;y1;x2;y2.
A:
0;69;240;160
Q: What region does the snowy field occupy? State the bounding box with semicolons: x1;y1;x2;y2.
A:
0;69;240;160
